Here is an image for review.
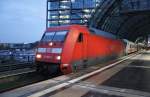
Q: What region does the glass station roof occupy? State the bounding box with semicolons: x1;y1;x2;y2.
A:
89;0;150;41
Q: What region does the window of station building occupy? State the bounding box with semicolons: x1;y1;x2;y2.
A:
59;20;70;24
49;11;59;16
72;0;84;9
47;0;101;27
60;1;71;9
71;19;82;24
51;15;59;19
49;21;59;27
71;14;81;19
96;0;102;5
60;5;70;9
60;24;69;26
84;0;96;8
49;23;59;27
71;20;82;24
78;33;83;42
49;2;59;10
59;10;70;15
48;11;59;19
60;15;70;19
83;9;91;13
48;12;50;19
71;13;83;19
48;2;51;10
83;14;91;18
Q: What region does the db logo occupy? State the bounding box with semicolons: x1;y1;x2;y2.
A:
44;55;52;59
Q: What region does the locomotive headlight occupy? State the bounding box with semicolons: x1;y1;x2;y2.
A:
36;54;42;59
56;56;61;60
48;42;53;46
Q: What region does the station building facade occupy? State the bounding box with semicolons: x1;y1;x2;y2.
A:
47;0;101;27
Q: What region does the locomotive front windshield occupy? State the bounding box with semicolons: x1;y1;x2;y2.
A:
42;32;55;41
42;31;68;42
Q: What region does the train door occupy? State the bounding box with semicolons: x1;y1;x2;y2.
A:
78;33;88;68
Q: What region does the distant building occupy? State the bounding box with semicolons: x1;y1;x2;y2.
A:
0;43;10;49
0;42;39;50
10;43;31;49
47;0;101;27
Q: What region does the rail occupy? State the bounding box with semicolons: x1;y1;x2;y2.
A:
0;62;35;73
28;53;138;97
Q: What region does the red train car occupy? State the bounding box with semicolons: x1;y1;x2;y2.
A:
35;25;125;74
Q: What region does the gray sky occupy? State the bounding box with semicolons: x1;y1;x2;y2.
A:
0;0;46;43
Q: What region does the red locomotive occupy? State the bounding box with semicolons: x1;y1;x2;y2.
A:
35;25;125;74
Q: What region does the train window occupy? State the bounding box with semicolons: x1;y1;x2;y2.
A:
41;31;68;42
78;33;83;42
42;32;55;41
53;31;68;42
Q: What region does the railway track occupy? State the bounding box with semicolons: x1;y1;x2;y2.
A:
0;58;63;93
0;70;35;92
0;62;35;73
28;53;137;97
0;69;53;93
0;52;141;95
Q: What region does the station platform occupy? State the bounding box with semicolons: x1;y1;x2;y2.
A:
1;51;150;97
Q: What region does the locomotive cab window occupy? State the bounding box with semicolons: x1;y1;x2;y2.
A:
53;31;68;42
78;33;83;42
42;32;55;42
42;31;68;42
